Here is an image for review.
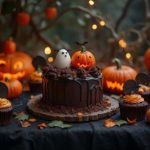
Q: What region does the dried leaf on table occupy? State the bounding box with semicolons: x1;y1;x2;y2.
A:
127;117;137;125
38;123;47;129
47;120;72;128
15;114;29;121
13;111;24;116
28;118;37;123
20;121;31;128
115;120;127;126
110;94;121;100
104;119;116;128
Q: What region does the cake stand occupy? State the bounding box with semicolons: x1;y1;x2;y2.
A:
27;95;119;122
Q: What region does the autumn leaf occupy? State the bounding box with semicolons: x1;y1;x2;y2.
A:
127;117;137;125
115;120;127;126
20;121;31;128
15;114;29;121
47;120;72;128
28;118;37;123
38;123;47;129
104;119;116;128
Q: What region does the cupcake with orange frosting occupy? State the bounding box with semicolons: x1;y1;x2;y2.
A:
119;79;149;121
136;73;150;104
29;71;42;93
0;98;13;125
138;84;150;104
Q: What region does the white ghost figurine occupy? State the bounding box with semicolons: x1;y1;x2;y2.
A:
54;49;71;69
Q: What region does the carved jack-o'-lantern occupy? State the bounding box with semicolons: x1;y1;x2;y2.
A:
71;42;96;69
102;58;137;94
0;39;35;80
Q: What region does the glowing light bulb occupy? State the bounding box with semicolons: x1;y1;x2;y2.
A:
89;0;94;6
125;52;132;59
118;39;127;48
92;24;97;30
48;57;54;62
99;20;106;27
44;47;51;55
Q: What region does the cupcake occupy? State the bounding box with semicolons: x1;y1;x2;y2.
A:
29;71;42;93
0;98;13;125
136;73;150;104
138;84;150;104
119;94;148;121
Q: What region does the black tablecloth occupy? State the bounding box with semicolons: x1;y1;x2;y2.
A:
0;92;150;150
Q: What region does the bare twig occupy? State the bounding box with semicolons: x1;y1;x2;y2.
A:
143;0;150;19
30;19;54;50
115;0;134;32
39;6;118;39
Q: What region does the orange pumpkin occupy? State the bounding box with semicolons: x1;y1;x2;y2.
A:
0;39;35;80
144;48;150;72
102;58;137;94
1;78;23;99
71;42;96;69
16;12;30;26
3;38;16;54
44;7;57;20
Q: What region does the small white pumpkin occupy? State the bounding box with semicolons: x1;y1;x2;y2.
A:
54;49;71;69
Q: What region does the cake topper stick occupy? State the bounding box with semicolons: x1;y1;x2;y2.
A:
32;56;47;70
75;41;88;52
0;82;8;98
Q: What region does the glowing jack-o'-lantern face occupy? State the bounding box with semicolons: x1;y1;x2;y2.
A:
0;51;34;80
102;58;137;94
71;42;96;69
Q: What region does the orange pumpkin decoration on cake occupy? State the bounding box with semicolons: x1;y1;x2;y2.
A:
71;42;96;69
1;77;23;99
102;58;137;94
0;39;34;80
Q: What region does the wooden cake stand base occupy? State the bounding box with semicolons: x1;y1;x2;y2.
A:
27;95;119;122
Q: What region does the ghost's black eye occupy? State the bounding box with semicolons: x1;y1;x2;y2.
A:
62;52;64;55
66;52;68;54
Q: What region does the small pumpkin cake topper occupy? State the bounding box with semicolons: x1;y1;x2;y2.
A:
54;49;71;69
32;56;47;70
123;80;139;95
71;42;96;69
0;82;8;98
135;72;150;86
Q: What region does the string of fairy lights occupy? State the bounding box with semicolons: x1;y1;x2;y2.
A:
44;0;132;62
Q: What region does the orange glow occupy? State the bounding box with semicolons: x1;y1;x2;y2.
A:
118;39;127;48
3;72;25;80
0;60;6;66
106;81;123;91
13;61;24;70
48;57;54;62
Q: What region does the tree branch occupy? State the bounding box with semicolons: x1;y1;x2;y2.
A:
39;6;118;39
115;0;134;32
143;0;150;19
30;19;54;50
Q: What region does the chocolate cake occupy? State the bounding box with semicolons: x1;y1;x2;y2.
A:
39;64;103;113
27;48;119;122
